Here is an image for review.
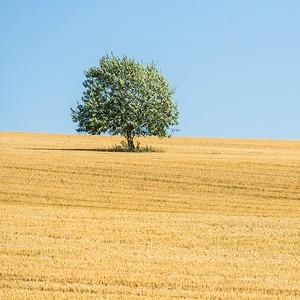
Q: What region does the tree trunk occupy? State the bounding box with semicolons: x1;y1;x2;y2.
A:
126;128;135;151
127;137;135;150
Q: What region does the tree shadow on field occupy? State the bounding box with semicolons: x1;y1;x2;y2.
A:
25;147;116;152
23;146;163;153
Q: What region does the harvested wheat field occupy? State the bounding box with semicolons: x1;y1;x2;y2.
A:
0;132;299;299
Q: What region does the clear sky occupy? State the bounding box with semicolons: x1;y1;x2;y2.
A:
0;1;299;139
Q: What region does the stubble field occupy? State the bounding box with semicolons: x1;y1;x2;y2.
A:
0;132;299;299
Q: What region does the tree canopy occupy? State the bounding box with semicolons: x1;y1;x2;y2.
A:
71;54;179;150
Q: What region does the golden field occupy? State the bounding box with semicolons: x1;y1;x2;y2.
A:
0;132;299;299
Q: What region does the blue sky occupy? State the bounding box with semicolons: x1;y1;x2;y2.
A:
0;1;299;139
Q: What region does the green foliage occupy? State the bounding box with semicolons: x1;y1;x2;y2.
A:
71;54;179;150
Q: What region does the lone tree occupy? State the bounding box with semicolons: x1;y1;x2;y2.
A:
71;54;179;150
